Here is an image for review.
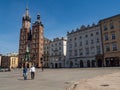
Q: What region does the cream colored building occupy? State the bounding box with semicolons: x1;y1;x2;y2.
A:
1;55;18;68
49;37;67;68
99;14;120;66
66;24;103;68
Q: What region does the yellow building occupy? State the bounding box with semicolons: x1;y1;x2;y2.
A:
1;55;18;69
99;14;120;67
10;56;18;68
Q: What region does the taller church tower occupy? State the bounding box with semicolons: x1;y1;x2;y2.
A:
18;8;31;67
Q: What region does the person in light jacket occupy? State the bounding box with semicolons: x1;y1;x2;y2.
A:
30;65;35;80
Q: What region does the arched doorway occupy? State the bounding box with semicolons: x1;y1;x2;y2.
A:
97;59;102;67
92;60;95;67
55;63;58;68
87;60;90;67
80;60;84;68
59;63;62;68
70;61;73;68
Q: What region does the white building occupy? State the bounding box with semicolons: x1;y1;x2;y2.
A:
49;37;67;68
66;24;103;68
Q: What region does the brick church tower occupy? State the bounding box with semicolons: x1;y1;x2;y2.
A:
18;8;44;68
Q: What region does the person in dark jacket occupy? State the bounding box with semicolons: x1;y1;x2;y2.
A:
23;66;28;80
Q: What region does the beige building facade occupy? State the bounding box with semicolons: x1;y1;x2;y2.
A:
1;55;18;69
99;14;120;66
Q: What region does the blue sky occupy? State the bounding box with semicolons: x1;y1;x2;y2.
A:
0;0;120;54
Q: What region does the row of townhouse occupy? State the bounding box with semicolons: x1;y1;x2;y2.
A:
43;14;120;68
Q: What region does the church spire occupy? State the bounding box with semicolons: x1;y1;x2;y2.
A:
25;7;29;17
22;7;31;22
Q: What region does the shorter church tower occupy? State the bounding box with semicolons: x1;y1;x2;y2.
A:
31;13;44;67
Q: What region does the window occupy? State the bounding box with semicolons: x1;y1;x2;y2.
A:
91;33;93;36
110;23;114;29
69;50;72;56
79;36;82;39
91;40;94;44
91;47;95;54
74;37;77;40
85;35;88;38
105;44;110;52
111;32;116;40
104;33;109;41
69;44;72;48
59;42;61;45
69;39;72;41
96;46;101;54
96;32;99;35
79;49;83;56
112;43;117;51
74;50;78;56
86;41;88;45
74;42;77;47
96;38;99;43
104;25;108;30
59;47;61;50
80;42;82;46
85;48;89;55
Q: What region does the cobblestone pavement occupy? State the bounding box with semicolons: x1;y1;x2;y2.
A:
0;67;120;90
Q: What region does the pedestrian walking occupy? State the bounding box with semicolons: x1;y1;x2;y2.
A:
30;65;35;80
23;66;28;80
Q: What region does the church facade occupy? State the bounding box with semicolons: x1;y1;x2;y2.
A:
18;8;44;68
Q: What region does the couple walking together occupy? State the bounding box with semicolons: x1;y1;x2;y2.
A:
23;65;35;80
